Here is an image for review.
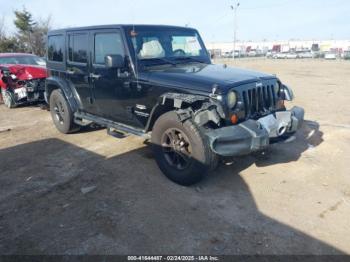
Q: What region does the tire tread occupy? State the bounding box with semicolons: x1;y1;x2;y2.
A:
151;110;218;185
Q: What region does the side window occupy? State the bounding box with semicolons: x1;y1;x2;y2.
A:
48;35;64;62
94;32;125;65
68;33;88;64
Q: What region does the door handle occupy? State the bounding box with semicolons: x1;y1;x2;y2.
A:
90;73;101;80
66;69;75;75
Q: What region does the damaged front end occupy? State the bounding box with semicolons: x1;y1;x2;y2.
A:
195;82;304;157
205;106;304;156
0;65;47;108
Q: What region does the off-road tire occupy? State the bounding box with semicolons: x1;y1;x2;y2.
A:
49;89;79;134
151;111;218;186
1;89;16;108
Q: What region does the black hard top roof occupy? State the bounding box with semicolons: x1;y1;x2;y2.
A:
48;24;197;35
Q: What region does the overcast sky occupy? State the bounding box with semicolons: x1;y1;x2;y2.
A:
1;0;349;42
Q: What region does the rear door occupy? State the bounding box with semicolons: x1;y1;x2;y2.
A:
65;31;94;112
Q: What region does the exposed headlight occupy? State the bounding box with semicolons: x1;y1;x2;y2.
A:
227;91;237;108
281;84;294;101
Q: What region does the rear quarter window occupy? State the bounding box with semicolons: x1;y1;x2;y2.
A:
48;35;64;62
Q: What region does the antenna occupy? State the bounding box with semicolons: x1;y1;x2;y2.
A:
231;2;240;61
132;24;140;90
130;0;139;89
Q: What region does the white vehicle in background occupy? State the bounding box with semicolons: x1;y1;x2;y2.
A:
286;53;297;59
274;52;288;59
222;51;233;58
248;50;257;57
265;51;273;58
324;52;337;60
298;52;313;58
233;50;241;58
266;51;278;58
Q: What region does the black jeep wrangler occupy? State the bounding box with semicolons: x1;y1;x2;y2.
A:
45;25;304;185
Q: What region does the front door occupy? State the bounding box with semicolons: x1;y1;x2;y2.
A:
90;29;134;124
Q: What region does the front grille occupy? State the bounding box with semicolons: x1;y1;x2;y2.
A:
37;79;46;91
241;85;277;119
26;79;46;91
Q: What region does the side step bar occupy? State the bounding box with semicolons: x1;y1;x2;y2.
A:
74;112;151;139
107;128;128;139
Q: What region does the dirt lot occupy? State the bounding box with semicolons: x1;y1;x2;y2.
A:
0;59;349;255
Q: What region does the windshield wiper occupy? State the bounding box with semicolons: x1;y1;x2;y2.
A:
173;56;205;64
140;58;177;66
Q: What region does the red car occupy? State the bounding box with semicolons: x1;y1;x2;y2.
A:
0;53;47;108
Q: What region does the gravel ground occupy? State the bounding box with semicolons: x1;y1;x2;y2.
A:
0;59;349;255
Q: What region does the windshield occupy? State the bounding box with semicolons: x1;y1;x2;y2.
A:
128;27;210;66
0;55;46;67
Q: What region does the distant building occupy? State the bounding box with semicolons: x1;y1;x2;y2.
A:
206;39;350;54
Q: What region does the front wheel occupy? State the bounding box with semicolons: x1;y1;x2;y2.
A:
151;111;218;186
1;89;16;108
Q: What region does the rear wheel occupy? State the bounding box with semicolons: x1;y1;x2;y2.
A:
151;111;218;186
49;89;79;134
1;89;16;108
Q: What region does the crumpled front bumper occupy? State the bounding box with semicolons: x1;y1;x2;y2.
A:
205;106;305;157
13;79;46;103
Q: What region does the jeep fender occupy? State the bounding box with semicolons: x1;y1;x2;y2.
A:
45;76;81;112
146;92;226;131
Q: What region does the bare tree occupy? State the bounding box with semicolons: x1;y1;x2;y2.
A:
0;16;19;53
14;7;36;53
0;16;6;40
32;15;52;56
0;10;52;55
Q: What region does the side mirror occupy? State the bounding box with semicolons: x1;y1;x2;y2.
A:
210;53;215;59
105;54;125;69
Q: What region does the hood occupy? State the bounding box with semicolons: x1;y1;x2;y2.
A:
145;63;276;94
1;64;47;80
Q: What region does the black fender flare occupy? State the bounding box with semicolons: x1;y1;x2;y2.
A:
45;76;81;112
